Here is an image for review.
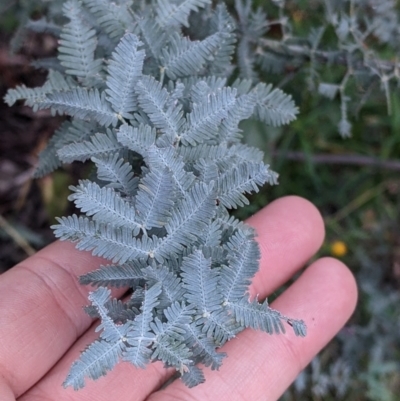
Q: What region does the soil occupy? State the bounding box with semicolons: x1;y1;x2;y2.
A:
0;31;69;272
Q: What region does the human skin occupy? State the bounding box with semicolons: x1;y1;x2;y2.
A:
0;196;357;401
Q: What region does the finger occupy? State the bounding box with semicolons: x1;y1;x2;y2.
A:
20;196;325;401
147;258;358;401
0;241;119;397
247;195;325;297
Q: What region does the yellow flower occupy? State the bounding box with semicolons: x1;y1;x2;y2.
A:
330;241;348;257
292;10;304;23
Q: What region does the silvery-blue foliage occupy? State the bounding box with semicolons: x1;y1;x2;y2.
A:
4;0;304;390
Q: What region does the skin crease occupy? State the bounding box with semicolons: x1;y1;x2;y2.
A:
0;196;357;401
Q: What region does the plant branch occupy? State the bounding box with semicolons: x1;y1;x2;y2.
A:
257;37;400;75
272;151;400;171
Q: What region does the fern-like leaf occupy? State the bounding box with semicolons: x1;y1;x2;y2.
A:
147;147;196;195
151;301;193;342
218;93;256;143
106;33;145;119
252;83;298;126
216;161;276;209
156;0;211;28
181;249;237;344
152;183;217;261
35;119;99;177
89;287;131;342
161;32;222;79
136;168;176;229
79;261;146;287
136;75;185;142
143;265;185;308
181;87;237;145
228;297;286;335
63;338;125;390
38;88;119;127
68;180;142;234
117;125;195;195
92;153;139;196
219;229;260;303
229;296;307;337
58;0;103;80
4;84;48;108
58;129;122;163
181;250;221;314
34;121;72;177
181;365;205;388
123;283;161;368
185;323;226;369
52;215;156;263
136;14;167;61
117;123;157;157
83;0;135;40
206;4;237;76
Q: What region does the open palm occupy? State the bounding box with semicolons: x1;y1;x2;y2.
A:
0;196;357;401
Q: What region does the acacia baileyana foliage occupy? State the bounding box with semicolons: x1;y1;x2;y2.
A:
4;0;305;390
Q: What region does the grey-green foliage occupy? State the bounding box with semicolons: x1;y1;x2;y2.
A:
235;0;400;137
4;0;304;390
284;242;400;401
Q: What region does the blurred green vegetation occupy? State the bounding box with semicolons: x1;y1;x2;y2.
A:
0;1;35;33
234;2;400;400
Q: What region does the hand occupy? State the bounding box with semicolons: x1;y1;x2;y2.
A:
0;196;357;401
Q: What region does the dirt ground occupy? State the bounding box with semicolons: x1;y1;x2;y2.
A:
0;32;67;272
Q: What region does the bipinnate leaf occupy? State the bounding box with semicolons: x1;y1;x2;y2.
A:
83;0;135;40
92;153;139;196
185;323;226;369
136;75;185;142
135;168;176;230
52;215;156;263
79;262;146;288
123;283;162;368
106;33;145;119
63;337;126;390
152;182;217;261
157;0;211;28
68;180;142;234
38;88;119;127
58;0;103;80
58;130;123;163
181;87;237;145
117;125;196;195
64;287;135;389
216;161;277;209
220;229;260;303
181;365;205;388
116;124;157;158
228;297;307;337
161;32;223;79
252;83;298;126
181;250;238;344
